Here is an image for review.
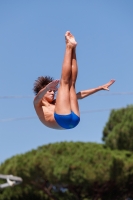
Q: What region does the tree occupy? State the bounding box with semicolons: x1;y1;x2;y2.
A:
1;142;133;199
102;105;133;151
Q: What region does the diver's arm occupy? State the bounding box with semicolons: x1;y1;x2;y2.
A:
34;80;59;106
76;87;102;99
34;87;48;106
77;79;115;100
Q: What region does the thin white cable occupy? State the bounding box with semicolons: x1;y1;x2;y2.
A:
81;108;116;113
0;116;37;122
0;92;133;99
95;92;133;96
0;107;121;122
0;95;33;99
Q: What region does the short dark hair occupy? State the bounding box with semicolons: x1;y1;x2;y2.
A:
33;76;54;95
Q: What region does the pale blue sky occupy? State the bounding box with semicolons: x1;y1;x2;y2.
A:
0;1;133;163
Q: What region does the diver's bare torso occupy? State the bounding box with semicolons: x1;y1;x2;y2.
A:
34;101;63;130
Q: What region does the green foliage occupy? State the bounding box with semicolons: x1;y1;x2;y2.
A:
1;142;133;199
102;105;133;151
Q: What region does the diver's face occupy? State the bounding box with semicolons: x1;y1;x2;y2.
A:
43;89;55;103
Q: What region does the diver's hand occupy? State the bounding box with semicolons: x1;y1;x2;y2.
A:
101;79;115;91
46;80;60;91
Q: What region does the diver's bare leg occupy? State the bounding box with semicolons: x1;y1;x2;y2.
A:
70;48;80;116
55;31;76;114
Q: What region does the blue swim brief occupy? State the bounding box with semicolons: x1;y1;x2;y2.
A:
54;111;80;129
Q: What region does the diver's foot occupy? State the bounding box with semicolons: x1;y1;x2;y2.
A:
65;31;77;48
